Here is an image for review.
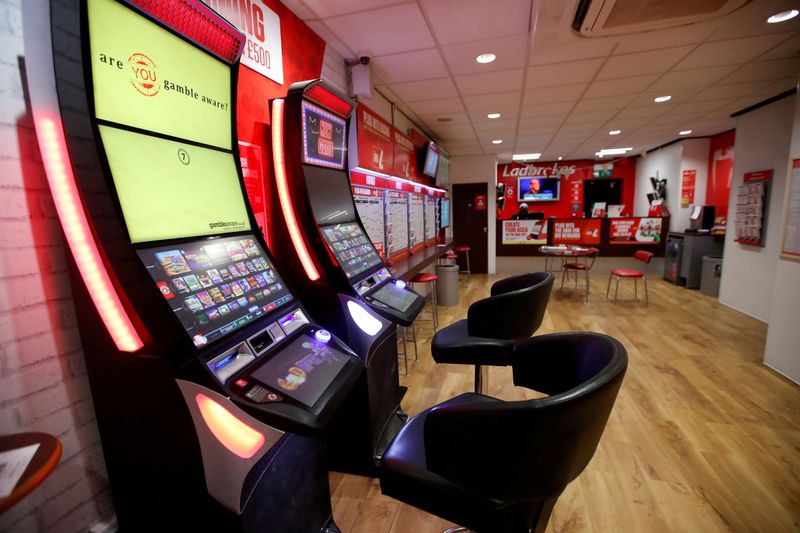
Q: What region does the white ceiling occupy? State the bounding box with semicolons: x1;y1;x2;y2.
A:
281;0;800;161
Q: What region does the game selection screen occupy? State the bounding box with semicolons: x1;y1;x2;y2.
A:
320;223;383;280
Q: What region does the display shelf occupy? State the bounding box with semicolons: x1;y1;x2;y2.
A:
734;171;771;247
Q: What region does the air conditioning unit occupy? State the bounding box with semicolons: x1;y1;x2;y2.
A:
573;0;749;36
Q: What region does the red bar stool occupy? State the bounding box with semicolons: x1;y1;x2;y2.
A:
409;272;439;331
454;245;471;281
607;250;654;304
438;252;458;266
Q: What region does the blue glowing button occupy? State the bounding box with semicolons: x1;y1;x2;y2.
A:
315;329;332;343
395;280;406;289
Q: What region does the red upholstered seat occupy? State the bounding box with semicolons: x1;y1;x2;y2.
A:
444;253;458;259
563;262;590;270
454;246;471;252
410;272;439;283
611;268;644;278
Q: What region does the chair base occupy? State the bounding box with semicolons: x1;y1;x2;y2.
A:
443;527;468;533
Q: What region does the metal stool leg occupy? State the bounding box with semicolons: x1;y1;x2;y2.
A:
615;277;620;302
607;273;613;298
431;281;439;331
398;326;408;376
634;278;638;301
465;251;470;281
584;268;590;304
644;276;649;305
474;364;487;395
410;322;418;361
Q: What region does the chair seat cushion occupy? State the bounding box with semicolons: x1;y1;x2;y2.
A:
380;394;530;532
454;246;471;252
563;263;589;270
410;272;438;283
431;320;515;366
444;253;458;259
611;268;643;278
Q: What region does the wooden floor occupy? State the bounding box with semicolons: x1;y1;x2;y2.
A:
329;274;800;533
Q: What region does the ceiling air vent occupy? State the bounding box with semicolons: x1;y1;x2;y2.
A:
573;0;749;36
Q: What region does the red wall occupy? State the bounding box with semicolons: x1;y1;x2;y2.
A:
496;158;637;220
705;130;736;220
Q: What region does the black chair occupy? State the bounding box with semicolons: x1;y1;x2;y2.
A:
431;272;554;394
380;332;628;533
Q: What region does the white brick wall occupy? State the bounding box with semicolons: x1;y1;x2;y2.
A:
0;1;114;531
320;44;348;96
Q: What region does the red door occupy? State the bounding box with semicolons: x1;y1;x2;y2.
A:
452;183;488;273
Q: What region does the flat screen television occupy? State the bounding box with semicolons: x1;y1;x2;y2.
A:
421;142;439;178
320;222;383;280
439;199;450;228
517;177;560;201
136;234;293;348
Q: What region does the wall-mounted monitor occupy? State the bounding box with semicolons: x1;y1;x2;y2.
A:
99;125;250;243
440;199;450;228
88;0;232;150
136;234;293;348
421;142;440;177
302;100;347;169
517;177;560;202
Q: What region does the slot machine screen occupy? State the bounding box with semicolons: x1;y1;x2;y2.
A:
250;334;350;407
320;223;383;280
370;282;417;313
301;100;346;169
136;235;293;348
88;0;232;150
99;126;250;243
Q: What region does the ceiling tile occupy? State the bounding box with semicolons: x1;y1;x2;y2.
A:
306;21;355;58
441;34;530;75
418;111;472;124
407;97;465;115
298;0;408;18
530;36;616;66
517;123;559;136
598;46;694;80
476;128;516;143
614;24;715;54
564;109;618;123
613;105;671;120
463;91;522;112
572;94;636;113
707;4;800;41
583;75;659;99
372;49;447;83
625;87;699;107
388;78;459;102
523;83;587;105
515;134;553;145
526;58;605;89
691;81;771;101
515;114;565;127
719;57;800;85
520;102;575;117
421;0;532;45
473;119;521;132
325;4;435;57
759;33;800;61
673;33;791;70
455;69;525;96
648;65;740;92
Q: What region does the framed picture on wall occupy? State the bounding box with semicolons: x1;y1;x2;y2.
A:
779;157;800;261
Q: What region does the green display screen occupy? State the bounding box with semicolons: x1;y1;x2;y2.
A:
98;125;250;243
88;0;232;150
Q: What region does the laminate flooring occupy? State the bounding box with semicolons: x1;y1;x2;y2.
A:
330;274;799;533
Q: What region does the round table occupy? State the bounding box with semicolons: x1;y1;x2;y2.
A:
538;245;596;272
0;433;62;513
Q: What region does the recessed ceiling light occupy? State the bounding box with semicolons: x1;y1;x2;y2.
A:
487;113;501;119
492;139;502;144
557;156;563;161
595;147;633;157
512;153;541;161
437;117;453;123
476;53;496;64
768;9;799;23
679;130;692;135
609;129;622;135
654;95;672;103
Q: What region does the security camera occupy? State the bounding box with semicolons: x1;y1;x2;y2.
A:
359;56;371;65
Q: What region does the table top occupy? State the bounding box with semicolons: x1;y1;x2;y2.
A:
389;239;455;280
539;245;597;257
0;432;62;513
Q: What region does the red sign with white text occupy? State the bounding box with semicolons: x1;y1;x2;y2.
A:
393;130;416;181
609;217;663;244
355;103;393;174
681;169;696;207
475;194;487;211
552;219;601;245
744;170;773;182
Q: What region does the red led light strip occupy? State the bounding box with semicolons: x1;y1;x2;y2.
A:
35;116;143;352
304;83;353;117
271;99;320;281
128;0;245;64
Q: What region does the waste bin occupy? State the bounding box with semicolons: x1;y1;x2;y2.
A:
436;264;459;306
700;256;722;297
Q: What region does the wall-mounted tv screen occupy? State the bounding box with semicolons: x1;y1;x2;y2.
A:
518;177;560;202
440;199;450;228
99;125;250;243
302;100;347;169
88;0;232;150
320;222;383;280
136;234;293;348
422;142;439;177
